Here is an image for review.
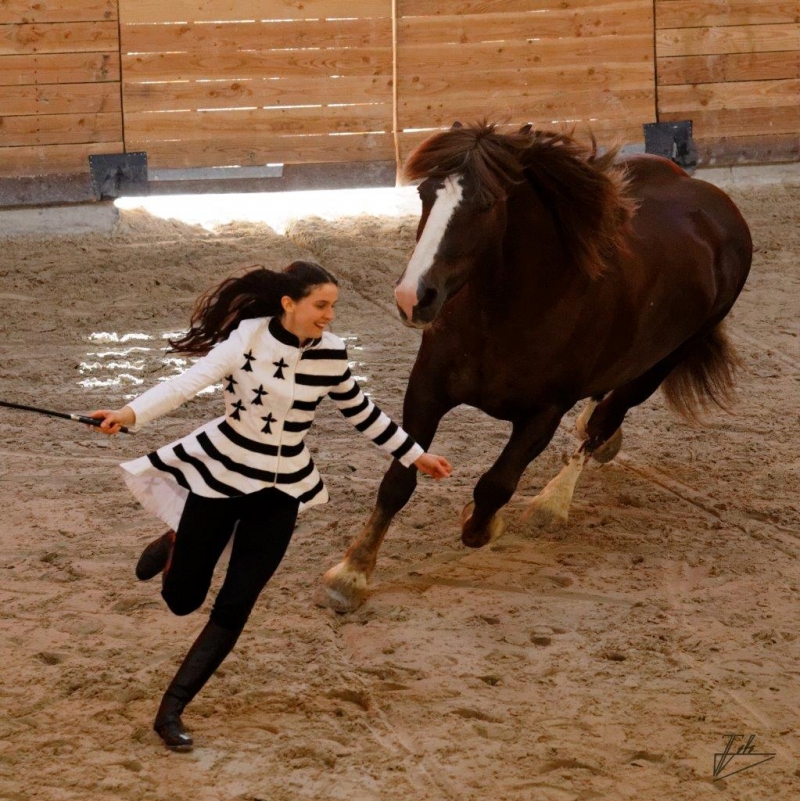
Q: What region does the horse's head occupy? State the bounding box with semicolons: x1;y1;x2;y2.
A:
395;171;508;327
394;121;634;328
394;123;527;328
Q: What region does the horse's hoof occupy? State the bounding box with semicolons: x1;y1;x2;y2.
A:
461;527;490;548
314;562;368;613
522;497;569;528
460;502;506;548
591;427;622;464
313;581;366;613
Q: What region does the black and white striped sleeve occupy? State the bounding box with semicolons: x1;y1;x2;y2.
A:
127;324;247;428
327;361;424;469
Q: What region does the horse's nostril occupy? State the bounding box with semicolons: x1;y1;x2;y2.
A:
418;286;438;309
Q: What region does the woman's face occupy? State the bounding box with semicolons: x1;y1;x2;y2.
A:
281;283;339;342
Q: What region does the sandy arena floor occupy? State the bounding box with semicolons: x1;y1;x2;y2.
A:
0;171;798;801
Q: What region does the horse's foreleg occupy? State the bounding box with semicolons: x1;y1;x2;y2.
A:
462;407;564;548
314;461;418;612
315;387;453;612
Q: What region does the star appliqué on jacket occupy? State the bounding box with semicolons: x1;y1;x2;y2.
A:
251;384;268;405
241;350;256;372
273;357;288;379
260;412;276;434
230;400;246;421
224;375;238;393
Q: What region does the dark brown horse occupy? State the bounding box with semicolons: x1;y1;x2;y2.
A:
315;121;752;612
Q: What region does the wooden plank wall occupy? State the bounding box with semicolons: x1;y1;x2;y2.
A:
0;0;123;178
656;0;800;163
119;0;395;169
396;0;657;160
1;2;797;183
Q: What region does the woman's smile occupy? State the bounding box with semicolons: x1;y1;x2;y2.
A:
282;283;339;342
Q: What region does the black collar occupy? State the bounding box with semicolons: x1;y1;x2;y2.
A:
268;316;321;349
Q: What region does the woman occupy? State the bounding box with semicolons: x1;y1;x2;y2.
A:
91;261;451;751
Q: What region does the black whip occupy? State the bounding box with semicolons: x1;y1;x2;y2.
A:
0;400;131;434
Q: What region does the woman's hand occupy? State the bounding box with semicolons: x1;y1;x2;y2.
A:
414;452;452;479
88;406;135;436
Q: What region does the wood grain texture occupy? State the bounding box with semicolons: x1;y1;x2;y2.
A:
0;140;122;177
655;0;800;30
119;0;391;25
0;81;121;115
0;52;119;85
657;50;800;84
656;23;800;57
0;112;121;146
0;0;117;25
0;21;119;55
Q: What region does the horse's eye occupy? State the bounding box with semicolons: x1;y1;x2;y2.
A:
418;183;439;203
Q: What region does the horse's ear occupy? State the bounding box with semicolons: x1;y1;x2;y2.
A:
519;123;532;135
451;121;463;129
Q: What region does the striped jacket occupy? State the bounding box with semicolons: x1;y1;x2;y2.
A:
121;316;423;530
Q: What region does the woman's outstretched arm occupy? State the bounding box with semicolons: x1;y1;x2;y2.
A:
327;359;451;479
89;323;248;435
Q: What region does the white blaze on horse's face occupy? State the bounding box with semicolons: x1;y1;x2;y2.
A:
395;174;464;320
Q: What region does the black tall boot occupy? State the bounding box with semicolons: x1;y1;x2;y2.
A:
153;620;242;751
135;530;175;581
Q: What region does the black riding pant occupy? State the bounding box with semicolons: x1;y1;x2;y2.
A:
161;486;299;631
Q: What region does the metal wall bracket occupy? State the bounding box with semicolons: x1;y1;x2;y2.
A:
89;152;148;199
643;121;697;171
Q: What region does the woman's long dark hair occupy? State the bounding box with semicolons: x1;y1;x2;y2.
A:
169;261;338;355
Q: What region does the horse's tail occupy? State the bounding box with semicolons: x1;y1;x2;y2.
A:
661;322;742;422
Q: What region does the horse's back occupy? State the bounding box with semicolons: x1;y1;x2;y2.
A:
623;155;751;248
622;154;752;299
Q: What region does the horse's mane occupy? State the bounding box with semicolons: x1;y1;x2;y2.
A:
403;121;635;279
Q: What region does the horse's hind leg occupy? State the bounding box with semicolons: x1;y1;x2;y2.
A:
525;362;679;527
523;446;590;527
575;395;603;439
583;359;681;456
576;394;622;464
580;334;712;462
522;393;615;528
